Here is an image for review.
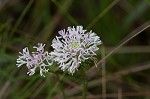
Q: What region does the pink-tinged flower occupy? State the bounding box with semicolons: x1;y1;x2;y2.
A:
50;26;102;74
16;43;52;77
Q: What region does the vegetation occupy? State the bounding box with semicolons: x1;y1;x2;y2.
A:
0;0;150;99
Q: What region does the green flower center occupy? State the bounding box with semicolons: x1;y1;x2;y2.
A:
71;40;80;49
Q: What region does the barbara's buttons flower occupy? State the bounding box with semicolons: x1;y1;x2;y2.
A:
16;43;52;77
50;26;102;74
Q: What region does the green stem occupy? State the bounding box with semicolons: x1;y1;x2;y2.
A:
82;80;87;99
47;72;66;99
81;66;88;99
56;73;66;99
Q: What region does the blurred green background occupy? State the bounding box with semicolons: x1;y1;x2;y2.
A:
0;0;150;99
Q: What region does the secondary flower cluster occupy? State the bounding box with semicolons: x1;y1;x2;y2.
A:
16;26;102;77
16;43;52;77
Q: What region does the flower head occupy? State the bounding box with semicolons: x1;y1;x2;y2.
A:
16;43;52;77
50;26;102;74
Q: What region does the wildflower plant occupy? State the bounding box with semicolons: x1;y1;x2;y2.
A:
16;26;102;76
50;26;102;74
16;43;52;77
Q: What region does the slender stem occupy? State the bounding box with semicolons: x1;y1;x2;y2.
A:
101;46;106;99
82;81;87;99
56;73;66;99
47;72;66;99
81;67;88;99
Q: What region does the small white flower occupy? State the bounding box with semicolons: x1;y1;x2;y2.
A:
50;26;102;74
16;43;52;77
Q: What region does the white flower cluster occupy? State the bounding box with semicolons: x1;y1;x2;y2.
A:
16;43;52;77
16;26;102;76
50;26;102;74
